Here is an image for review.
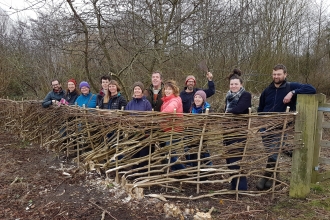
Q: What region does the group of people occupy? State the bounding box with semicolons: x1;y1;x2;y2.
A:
42;64;316;191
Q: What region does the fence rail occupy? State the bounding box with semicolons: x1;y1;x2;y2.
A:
0;98;298;200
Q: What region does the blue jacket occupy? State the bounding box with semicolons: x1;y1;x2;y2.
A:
42;89;65;108
180;80;215;113
76;93;97;108
258;81;316;112
191;102;211;114
125;96;152;111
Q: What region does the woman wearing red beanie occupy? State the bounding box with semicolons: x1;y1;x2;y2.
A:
64;79;80;105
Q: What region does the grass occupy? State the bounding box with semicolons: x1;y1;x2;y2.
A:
270;179;330;219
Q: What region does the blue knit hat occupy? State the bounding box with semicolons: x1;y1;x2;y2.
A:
79;81;90;89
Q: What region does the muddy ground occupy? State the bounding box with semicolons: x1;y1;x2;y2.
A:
1;132;329;220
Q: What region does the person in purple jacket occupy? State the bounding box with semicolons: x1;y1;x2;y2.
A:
224;69;251;190
125;82;152;111
256;64;316;190
125;82;152;169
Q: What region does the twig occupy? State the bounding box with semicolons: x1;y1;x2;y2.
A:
89;200;118;220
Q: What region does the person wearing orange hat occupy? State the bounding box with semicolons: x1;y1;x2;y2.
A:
180;72;215;113
64;79;80;105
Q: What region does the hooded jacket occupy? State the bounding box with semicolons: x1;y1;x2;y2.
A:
42;89;65;108
258;80;316;112
125;96;152;111
143;83;164;111
180;80;215;113
190;102;211;114
76;92;97;108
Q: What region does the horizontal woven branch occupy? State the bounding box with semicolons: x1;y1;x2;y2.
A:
0;99;298;200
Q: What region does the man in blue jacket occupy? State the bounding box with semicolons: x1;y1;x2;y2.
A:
180;72;215;113
42;79;65;108
256;64;316;190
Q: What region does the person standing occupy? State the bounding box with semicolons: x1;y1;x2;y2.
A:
256;64;316;190
42;79;65;108
224;69;251;191
180;72;215;113
126;82;152;169
76;81;97;108
99;80;127;110
125;82;152;111
96;75;111;107
64;79;80;105
160;80;185;171
144;71;164;111
186;90;212;169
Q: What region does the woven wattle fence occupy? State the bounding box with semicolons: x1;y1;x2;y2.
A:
0;98;298;200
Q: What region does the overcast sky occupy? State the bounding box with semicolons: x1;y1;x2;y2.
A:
1;0;330;21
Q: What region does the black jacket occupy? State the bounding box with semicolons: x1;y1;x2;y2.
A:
99;93;127;110
258;81;316;112
64;90;79;105
180;80;215;113
143;83;164;112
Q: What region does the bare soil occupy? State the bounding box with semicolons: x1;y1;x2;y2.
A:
1;132;329;220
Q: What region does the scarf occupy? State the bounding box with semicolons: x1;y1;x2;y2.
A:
225;87;245;113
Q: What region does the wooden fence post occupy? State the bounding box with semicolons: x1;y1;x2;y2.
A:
290;94;319;198
311;94;326;183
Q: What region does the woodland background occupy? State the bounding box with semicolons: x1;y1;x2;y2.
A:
0;0;330;110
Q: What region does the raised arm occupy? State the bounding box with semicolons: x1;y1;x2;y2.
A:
203;72;215;98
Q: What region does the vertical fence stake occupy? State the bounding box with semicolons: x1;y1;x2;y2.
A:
290;94;318;198
166;109;176;192
271;106;290;200
196;108;209;194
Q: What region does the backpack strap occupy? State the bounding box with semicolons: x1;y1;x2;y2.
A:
86;94;95;107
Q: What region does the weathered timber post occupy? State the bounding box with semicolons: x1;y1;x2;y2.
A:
290;94;319;198
311;94;326;183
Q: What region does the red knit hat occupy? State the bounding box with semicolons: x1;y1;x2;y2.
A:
68;79;77;86
185;75;196;85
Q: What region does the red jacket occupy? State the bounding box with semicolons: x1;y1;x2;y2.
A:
161;95;183;113
160;95;183;132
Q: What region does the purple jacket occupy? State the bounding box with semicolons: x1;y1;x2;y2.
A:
125;96;152;111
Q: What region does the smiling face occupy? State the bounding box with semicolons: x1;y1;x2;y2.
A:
194;94;204;107
151;72;162;89
229;78;242;93
134;86;143;98
51;80;61;91
109;84;118;95
186;79;195;91
164;86;174;97
272;69;287;86
67;82;75;92
101;79;110;91
80;86;90;95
